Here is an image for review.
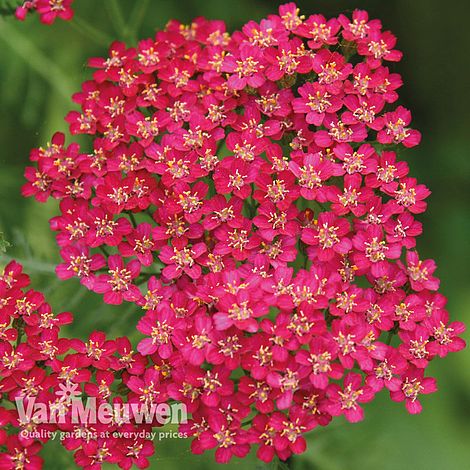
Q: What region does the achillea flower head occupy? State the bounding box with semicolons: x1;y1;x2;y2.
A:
19;2;466;466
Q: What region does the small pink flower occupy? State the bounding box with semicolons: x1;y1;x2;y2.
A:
366;343;407;392
376;106;421;147
423;310;466;357
404;251;440;291
302;212;351;261
339;10;382;42
36;0;74;25
296;336;343;389
357;30;403;68
296;14;340;49
390;367;437;414
327;372;375;422
214;289;267;333
93;255;141;304
292;82;343;126
224;45;266;90
137;304;185;357
159;242;206;280
70;331;116;369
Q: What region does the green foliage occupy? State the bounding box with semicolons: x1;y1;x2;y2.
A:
0;0;21;17
0;232;10;252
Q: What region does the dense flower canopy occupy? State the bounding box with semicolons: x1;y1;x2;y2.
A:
13;2;467;467
0;260;156;469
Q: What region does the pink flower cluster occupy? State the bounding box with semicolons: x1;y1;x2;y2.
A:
0;261;156;469
15;0;74;25
20;2;465;466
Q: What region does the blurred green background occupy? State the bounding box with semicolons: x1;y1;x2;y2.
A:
0;0;469;468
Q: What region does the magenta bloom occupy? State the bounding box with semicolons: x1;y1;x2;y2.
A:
56;244;106;288
376;106;421;147
119;223;156;266
14;3;466;467
16;0;74;25
390;368;437;414
214;289;268;333
224;45;266;90
405;251;440;291
159;242;206;280
136;304;185;357
302;212;352;261
293;82;343;126
327;372;375;422
93;255;141;304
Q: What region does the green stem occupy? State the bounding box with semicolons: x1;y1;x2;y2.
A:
283;456;294;469
144;209;155;222
70;15;113;47
107;0;127;42
127;211;138;228
125;0;150;43
0;255;57;274
98;245;110;257
14;318;25;348
138;271;161;280
206;177;216;198
109;303;140;336
386;322;399;345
